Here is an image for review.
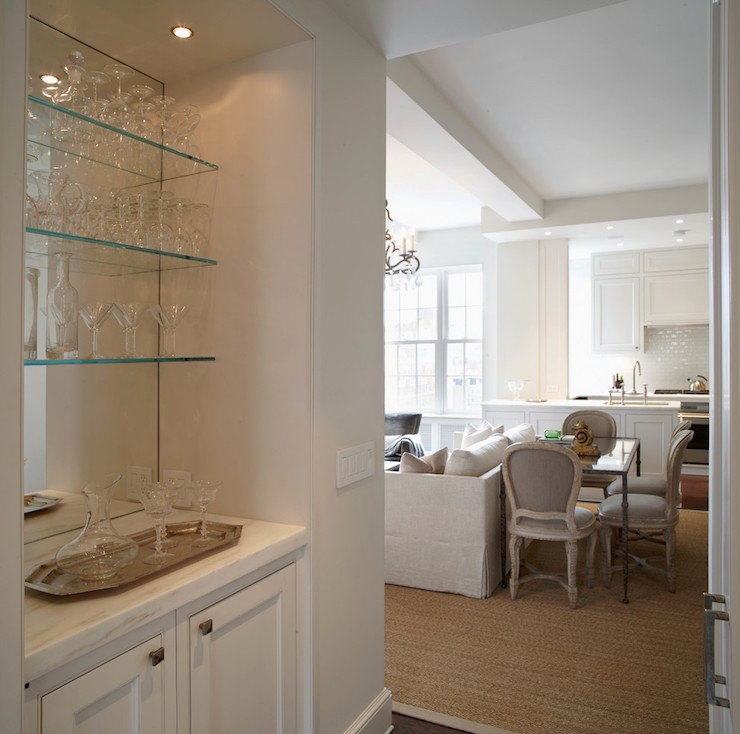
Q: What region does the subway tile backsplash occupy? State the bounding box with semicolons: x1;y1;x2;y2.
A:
643;325;710;390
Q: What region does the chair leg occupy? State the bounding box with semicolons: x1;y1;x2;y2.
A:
565;540;578;609
509;535;523;600
600;525;612;588
586;531;597;588
664;526;676;593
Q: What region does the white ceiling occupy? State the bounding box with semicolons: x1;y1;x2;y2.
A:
361;0;710;250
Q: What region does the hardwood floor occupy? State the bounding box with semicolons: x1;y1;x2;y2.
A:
681;474;708;510
392;713;465;733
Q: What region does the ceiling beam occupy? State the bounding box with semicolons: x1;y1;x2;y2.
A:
481;184;708;241
387;57;544;222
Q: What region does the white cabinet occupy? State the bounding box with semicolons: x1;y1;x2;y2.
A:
592;251;640;277
624;412;674;478
40;635;169;734
26;564;297;734
186;564;296;734
643;272;710;325
592;277;641;351
643;246;709;273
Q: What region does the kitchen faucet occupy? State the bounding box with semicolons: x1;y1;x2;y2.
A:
630;360;642;394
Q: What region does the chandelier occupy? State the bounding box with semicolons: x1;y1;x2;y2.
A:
385;201;421;289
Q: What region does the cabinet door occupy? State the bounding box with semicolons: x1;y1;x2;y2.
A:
624;413;674;478
593;277;640;351
643;272;709;325
189;565;296;734
592;251;640;277
41;635;166;734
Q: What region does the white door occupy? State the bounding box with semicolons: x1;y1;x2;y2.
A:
41;636;167;734
188;565;297;734
708;0;739;731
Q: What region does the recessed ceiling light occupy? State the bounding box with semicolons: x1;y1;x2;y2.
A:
675;218;684;224
544;231;552;236
606;225;614;231
676;237;684;243
617;242;624;247
171;25;194;39
39;73;60;85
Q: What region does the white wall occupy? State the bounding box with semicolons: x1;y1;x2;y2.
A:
271;1;390;732
495;239;569;401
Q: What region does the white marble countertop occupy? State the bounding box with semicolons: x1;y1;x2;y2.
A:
482;398;683;410
24;508;307;681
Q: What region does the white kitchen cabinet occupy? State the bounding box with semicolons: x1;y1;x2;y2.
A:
624;412;674;478
39;634;170;734
592;251;640;277
186;564;296;734
643;272;710;325
643;246;709;273
592;276;641;351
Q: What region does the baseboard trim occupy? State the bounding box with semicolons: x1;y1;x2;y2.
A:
392;702;518;734
345;687;393;734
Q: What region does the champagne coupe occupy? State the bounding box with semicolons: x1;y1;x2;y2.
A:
103;62;134;163
112;302;150;358
138;482;175;565
188;480;222;547
79;302;113;359
150;303;190;358
159;477;184;548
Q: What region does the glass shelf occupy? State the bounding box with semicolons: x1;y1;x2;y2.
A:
26;227;217;276
25;356;215;366
27;95;218;184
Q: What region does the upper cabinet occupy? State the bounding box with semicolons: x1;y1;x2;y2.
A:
642;246;710;325
592;276;641;351
591;246;709;353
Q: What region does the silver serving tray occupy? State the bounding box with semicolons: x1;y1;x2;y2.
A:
25;520;242;596
24;493;63;514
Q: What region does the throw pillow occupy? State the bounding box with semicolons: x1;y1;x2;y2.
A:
445;435;509;476
460;420;505;449
503;423;536;445
399;446;449;474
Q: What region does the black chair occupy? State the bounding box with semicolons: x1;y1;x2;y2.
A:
384;413;424;459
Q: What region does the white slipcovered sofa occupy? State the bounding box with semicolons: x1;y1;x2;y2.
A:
384;422;536;599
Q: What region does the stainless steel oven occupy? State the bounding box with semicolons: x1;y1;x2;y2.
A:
678;401;710;465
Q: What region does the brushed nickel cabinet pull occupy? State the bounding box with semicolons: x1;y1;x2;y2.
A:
149;647;165;667
704;593;730;708
199;619;213;636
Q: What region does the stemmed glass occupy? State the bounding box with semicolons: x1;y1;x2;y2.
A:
79;302;113;359
150;304;190;357
138;482;175;565
112;302;150;358
188;480;222;547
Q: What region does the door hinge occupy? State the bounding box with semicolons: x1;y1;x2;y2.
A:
704;593;730;708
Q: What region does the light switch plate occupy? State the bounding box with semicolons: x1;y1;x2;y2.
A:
336;442;375;489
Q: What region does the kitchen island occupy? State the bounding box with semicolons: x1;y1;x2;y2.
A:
482;397;682;479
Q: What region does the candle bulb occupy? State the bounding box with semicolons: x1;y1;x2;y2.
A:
409;234;415;253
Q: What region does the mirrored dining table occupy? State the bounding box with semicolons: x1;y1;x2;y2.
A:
499;436;641;603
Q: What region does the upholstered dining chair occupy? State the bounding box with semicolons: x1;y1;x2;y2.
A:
598;428;693;592
502;442;598;609
561;409;618;498
603;419;692;499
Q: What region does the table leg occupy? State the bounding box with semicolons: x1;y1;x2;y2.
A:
636;443;641;477
622;473;629;604
500;480;507;588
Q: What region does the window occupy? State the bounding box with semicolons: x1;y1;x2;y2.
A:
385;266;483;415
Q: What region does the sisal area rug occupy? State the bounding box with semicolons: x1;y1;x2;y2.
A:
385;509;708;734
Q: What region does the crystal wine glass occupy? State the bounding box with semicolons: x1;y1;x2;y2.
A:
138;482;175;565
112;302;150;358
188;480;222;547
79;302;113;359
150;303;190;357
